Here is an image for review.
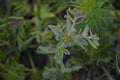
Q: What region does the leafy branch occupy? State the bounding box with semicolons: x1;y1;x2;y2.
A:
36;8;99;80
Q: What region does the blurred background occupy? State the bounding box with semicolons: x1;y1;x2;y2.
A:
0;0;120;80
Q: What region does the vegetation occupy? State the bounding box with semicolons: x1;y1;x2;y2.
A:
0;0;120;80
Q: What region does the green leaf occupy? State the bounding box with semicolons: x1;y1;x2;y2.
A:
43;67;57;80
87;39;97;49
37;46;55;54
74;38;87;51
40;5;55;19
48;25;61;41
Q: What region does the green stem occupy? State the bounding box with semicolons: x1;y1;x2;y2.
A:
26;50;36;74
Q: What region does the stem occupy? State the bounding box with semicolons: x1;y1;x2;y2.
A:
26;50;36;74
102;66;115;80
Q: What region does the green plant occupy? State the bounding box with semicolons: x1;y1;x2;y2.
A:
0;0;119;80
37;8;99;80
0;0;73;79
0;59;28;80
72;0;112;32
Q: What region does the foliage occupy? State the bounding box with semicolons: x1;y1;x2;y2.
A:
0;59;27;80
37;8;99;80
72;0;112;32
0;0;120;80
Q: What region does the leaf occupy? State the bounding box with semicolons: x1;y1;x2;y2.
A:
43;67;57;80
93;39;99;46
48;25;61;41
37;46;55;54
87;39;97;49
74;38;87;51
40;5;55;19
82;25;89;37
62;66;81;73
0;61;26;80
17;27;26;51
